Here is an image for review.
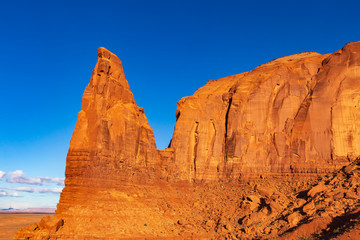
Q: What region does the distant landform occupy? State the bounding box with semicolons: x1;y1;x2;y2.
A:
0;208;55;214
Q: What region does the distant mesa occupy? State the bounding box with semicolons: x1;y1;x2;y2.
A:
15;41;360;239
0;208;55;214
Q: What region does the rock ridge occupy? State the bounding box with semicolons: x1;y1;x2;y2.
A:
14;41;360;239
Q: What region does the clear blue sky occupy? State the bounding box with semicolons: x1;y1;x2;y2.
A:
0;0;359;209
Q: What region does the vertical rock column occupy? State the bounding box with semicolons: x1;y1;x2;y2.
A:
57;47;159;213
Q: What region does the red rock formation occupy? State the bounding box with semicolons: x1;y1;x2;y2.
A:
16;47;228;240
14;48;170;239
167;41;360;182
58;47;161;211
15;42;360;239
69;49;158;180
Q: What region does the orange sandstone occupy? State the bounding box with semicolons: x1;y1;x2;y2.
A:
15;42;360;239
167;42;360;182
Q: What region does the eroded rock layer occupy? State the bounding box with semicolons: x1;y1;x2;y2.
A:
168;41;360;182
15;42;360;239
58;47;161;212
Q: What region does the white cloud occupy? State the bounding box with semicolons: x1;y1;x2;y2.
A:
6;170;64;186
5;187;63;194
0;171;5;180
0;190;19;197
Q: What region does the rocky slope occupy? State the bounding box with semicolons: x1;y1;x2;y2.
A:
15;42;360;239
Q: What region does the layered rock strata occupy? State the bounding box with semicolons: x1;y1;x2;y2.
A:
58;47;161;212
15;42;360;239
168;41;360;182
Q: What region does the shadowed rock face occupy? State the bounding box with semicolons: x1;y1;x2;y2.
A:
15;42;360;239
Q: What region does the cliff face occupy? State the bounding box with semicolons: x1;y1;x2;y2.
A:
15;42;360;239
167;41;360;182
58;47;160;213
66;47;158;180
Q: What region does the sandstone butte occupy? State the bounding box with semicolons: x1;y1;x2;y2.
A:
15;41;360;240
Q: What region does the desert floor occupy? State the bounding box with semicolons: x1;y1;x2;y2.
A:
0;214;51;240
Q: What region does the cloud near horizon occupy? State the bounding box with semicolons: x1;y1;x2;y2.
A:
0;190;19;197
6;170;64;186
0;170;5;180
6;187;63;194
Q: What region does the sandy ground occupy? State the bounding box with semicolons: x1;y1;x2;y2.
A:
0;214;51;240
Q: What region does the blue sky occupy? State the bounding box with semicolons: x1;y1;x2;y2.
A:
0;0;359;209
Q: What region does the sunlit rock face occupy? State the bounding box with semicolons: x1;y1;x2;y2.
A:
58;47;161;213
305;42;360;164
14;48;170;240
14;42;360;239
167;41;360;182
